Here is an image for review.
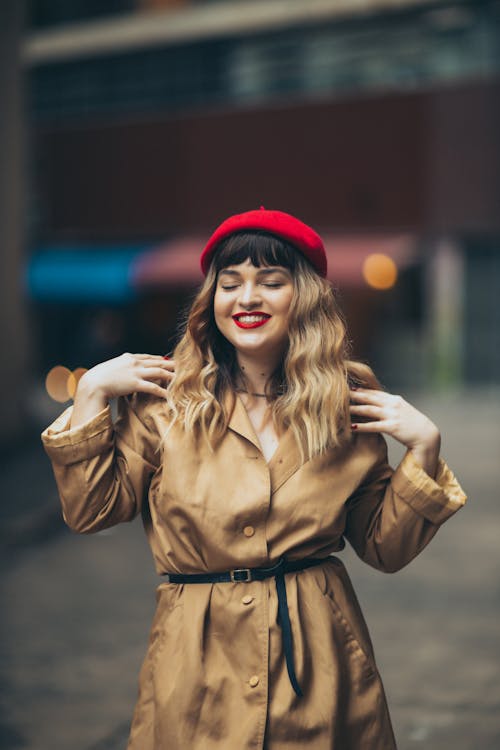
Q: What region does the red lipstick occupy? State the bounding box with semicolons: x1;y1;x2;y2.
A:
232;312;271;329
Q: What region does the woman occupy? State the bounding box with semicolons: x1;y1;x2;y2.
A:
41;208;467;749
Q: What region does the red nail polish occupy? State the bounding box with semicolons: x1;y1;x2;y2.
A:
351;424;358;430
163;355;171;360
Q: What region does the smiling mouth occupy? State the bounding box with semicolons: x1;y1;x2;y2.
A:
233;314;271;329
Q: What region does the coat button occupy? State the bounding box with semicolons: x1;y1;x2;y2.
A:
241;594;254;605
243;525;255;537
249;675;259;687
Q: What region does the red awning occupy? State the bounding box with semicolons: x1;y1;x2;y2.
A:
132;237;204;288
131;234;418;289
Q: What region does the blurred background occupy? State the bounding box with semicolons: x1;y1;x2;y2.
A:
0;1;499;748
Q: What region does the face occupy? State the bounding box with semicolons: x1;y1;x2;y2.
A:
213;258;294;359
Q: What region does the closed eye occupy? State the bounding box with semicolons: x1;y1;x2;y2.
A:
221;282;283;290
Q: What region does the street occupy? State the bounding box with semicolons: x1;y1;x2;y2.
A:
1;386;499;750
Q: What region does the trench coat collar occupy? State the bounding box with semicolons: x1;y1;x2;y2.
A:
224;390;305;492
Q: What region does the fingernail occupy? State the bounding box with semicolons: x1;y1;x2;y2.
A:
351;386;359;390
351;424;358;430
163;355;171;360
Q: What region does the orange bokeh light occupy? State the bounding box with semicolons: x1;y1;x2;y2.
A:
45;366;73;403
362;253;398;290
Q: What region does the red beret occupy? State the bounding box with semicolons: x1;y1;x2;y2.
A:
200;207;327;277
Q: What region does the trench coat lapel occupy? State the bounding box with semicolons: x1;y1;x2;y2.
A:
225;391;305;492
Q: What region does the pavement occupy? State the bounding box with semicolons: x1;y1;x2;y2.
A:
0;385;499;750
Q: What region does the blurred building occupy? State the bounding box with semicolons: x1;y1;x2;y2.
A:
2;0;500;441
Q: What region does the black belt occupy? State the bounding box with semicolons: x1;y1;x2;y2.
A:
161;555;328;697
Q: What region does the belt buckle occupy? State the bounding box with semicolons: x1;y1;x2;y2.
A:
230;568;252;582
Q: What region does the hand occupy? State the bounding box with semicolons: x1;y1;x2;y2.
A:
349;387;441;477
79;352;176;401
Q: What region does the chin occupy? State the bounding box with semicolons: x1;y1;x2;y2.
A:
233;341;268;355
235;339;283;357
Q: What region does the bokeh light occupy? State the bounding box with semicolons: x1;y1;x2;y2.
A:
362;253;398;290
67;367;88;398
45;366;72;402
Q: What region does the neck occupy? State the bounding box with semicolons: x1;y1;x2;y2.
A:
235;350;282;396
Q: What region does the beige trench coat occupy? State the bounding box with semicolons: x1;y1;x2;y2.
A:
41;389;467;750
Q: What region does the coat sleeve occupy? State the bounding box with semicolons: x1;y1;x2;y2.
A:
343;433;467;573
40;392;161;534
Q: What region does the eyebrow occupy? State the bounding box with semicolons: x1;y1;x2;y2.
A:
218;267;289;278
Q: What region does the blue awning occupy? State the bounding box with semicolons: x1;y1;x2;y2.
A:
26;245;150;303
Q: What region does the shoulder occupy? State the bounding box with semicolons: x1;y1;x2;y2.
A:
117;390;167;431
350;431;389;476
115;391;168;467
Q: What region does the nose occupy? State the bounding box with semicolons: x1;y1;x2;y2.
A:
237;281;261;308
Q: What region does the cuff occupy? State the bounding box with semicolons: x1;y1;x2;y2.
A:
391;449;468;525
41;403;113;465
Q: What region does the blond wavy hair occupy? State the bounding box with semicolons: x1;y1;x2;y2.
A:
161;231;383;463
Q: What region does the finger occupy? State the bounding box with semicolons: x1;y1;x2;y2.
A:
136;380;170;399
133;353;175;365
349;404;384;417
349;389;386;404
351;420;390;432
141;359;175;370
139;367;175;381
